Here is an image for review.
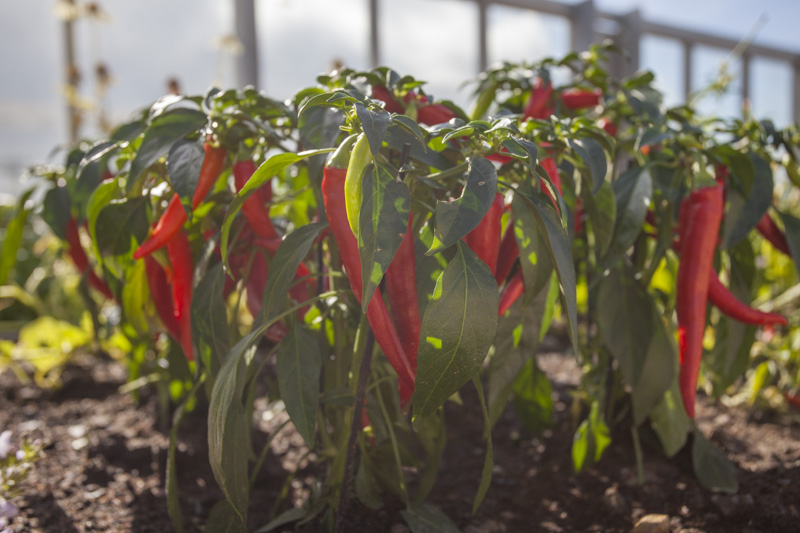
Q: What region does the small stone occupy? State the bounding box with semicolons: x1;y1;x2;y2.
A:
630;513;670;533
603;484;628;514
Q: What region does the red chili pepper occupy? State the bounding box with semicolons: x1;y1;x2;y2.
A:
540;156;563;211
498;270;524;316
65;217;114;300
144;255;181;341
133;144;227;259
465;193;504;276
676;184;724;419
560;88;602;110
495;219;519;285
233;159;279;239
417;104;455;126
708;271;788;326
597;117;617;136
165;229;194;360
523;79;554;120
322;149;415;404
573;200;585;236
385;214;421;371
756;213;791;256
252;235;317;308
372;86;404;114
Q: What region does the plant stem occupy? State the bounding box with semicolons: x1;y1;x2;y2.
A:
334;328;374;533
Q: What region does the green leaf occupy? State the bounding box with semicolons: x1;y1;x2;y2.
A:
355;102;390;156
221;150;330;264
205;500;248;533
192;265;230;379
0;190;33;286
401;503;462;533
261;222;327;321
512;357;553;433
208;333;255;523
128;108;207;189
631;317;676;425
514;190;580;356
568;137;607;194
692;427;738;494
95;198;150;256
721;152;773;249
276;323;322;446
572;401;611;473
510;187;554;305
167;139;204;217
412;242;499;422
605;166;652;263
650;374;690;457
86;180;118;267
390;116;428;152
427;157;498;254
596;263;654;387
471;377;493;514
121;260;150;336
41;186;71;240
358;164;410;311
580;181;616;256
778;211;800;276
167;374;204;533
253;507;308;533
385;126;453;170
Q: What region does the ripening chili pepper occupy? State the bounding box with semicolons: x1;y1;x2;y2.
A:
165;229;194;360
233;159;279;240
144;255;181;341
523;79;553;120
707;271;788;326
498;270;524;316
133;144;227;259
65;216;114;300
560;88;602;110
676;184;724;419
372;86;404;114
597;117;617;136
756;213;791;256
322;141;415;403
785;392;800;410
417;104;456;126
252;235;318;305
465;193;504;276
495;219;519;285
385;214;421;371
573;200;585;236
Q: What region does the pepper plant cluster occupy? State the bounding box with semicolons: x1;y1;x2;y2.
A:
2;44;800;530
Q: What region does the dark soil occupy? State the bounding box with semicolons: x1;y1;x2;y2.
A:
1;345;799;533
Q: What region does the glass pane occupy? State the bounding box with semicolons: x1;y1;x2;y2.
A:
751;57;792;128
641;35;684;108
691;45;743;119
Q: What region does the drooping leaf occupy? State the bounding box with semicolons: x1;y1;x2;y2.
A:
0;190;33;286
205;500;248;533
41;186;71;240
86;180;118;267
128;108;207;189
261;222;327;321
650;375;690;457
631;317;676;425
95;198;150;256
167;139;204;217
568;137;607;194
192;265;230;379
276;323;322;446
221;150;330;264
358;164;410;311
471;377;493;514
721;152;773;249
355;102;390;156
596;263;654;387
510;188;554;305
427;157;498;254
401;503;462;533
572;401;611;473
412;242;499;422
512;357;553;433
121;260;151;336
581;180;616;256
692;427;738;494
605;166;652;264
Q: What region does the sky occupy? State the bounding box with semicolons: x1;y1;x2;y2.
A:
1;0;799;197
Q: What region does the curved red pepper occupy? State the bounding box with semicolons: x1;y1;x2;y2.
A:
597;117;617;136
144;255;181;341
560;88;602;110
756;213;791;256
233;159;279;240
523;79;553;120
417;104;455;126
322;164;415;404
465;193;504;276
134;144;227;259
372;86;404;114
498;270;524;316
495;219;519;285
165;229;194;360
385;214;421;370
66;217;114;300
708;272;788;326
676;184;724;419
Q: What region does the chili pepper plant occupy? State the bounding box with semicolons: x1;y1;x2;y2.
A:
2;43;800;530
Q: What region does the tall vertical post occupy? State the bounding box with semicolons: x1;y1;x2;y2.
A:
62;0;80;145
477;0;488;72
741;52;750;116
234;0;259;88
369;0;379;67
793;61;800;125
570;0;597;54
683;41;693;102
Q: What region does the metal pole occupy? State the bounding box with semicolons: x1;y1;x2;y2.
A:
683;41;693;102
793;61;800;125
234;0;259;88
570;0;597;53
369;0;379;67
478;0;488;72
741;52;750;116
